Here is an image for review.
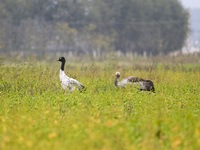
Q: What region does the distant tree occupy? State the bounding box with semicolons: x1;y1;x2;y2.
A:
0;0;189;56
77;24;116;57
55;23;78;48
86;0;189;55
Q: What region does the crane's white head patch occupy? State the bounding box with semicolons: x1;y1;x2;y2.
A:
115;72;121;78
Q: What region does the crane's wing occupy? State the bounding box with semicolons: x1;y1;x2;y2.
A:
118;76;155;92
69;78;85;91
140;80;155;91
127;76;145;82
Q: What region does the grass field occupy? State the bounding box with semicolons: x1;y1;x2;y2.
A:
0;57;200;150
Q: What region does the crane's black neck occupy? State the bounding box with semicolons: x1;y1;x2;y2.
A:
114;77;119;87
60;60;65;71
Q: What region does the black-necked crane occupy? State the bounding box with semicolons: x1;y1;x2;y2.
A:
57;57;85;92
114;72;155;92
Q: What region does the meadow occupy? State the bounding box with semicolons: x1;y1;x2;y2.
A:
0;56;200;150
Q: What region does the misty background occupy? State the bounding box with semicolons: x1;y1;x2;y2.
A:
0;0;199;59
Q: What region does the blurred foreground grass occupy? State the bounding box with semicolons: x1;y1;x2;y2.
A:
0;57;200;149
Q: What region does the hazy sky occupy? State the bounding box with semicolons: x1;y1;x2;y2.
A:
179;0;200;8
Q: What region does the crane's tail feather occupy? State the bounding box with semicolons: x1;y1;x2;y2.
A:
79;85;86;92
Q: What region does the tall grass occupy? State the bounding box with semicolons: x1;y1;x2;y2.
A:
0;58;200;150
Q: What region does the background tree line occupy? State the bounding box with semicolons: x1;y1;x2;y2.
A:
0;0;189;57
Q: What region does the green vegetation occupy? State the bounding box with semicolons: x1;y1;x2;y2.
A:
0;57;200;149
